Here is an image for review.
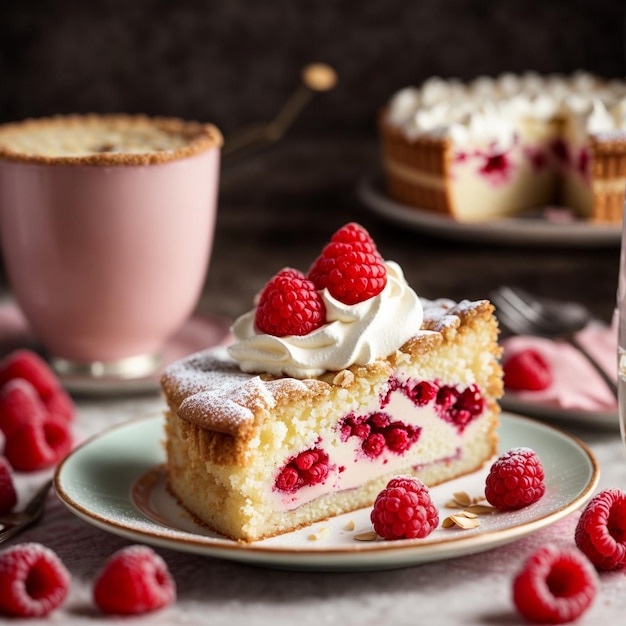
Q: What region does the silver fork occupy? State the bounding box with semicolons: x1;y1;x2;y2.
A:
491;286;618;399
0;479;53;544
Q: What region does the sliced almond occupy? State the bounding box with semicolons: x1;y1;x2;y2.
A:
452;491;472;507
465;504;497;515
450;514;480;530
344;520;356;531
354;530;378;541
442;514;481;530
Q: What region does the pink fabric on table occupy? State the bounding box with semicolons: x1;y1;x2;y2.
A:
501;321;618;412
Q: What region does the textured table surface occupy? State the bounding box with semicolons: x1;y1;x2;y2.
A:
3;137;626;624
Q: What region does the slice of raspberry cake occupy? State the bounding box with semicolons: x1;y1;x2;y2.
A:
161;223;503;542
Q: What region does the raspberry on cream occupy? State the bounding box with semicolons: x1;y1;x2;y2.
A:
228;261;424;378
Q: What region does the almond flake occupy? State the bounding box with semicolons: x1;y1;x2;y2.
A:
441;517;457;529
354;530;377;541
465;504;496;515
452;491;472;507
449;514;480;530
333;370;354;387
460;510;478;519
344;520;356;531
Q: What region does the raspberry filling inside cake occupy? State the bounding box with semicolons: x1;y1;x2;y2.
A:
272;376;487;511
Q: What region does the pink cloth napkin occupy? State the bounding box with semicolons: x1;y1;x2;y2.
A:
501;320;618;412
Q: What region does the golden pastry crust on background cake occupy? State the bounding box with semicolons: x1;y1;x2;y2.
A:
161;224;503;542
379;72;626;223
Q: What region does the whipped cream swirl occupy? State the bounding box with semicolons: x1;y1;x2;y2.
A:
227;261;423;378
387;71;626;145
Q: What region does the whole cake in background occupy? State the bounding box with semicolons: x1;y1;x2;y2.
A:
379;72;626;222
161;223;503;542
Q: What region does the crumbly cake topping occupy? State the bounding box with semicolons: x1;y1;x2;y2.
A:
161;298;492;437
0;114;222;165
422;298;489;332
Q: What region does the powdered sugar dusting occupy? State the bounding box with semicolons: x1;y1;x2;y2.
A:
422;298;487;332
163;299;488;434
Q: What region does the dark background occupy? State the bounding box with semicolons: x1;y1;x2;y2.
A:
1;0;624;137
1;0;624;323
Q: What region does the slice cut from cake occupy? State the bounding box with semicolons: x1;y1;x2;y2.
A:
161;224;503;542
379;72;626;223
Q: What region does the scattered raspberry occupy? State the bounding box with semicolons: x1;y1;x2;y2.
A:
484;447;545;511
575;488;626;570
0;542;70;618
370;475;439;540
4;418;72;472
512;544;598;624
0;457;17;514
0;378;47;437
308;223;387;305
93;545;176;615
254;268;326;337
503;348;552;391
0;350;58;400
0;350;74;423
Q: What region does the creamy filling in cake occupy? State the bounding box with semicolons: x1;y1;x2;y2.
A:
270;374;488;511
382;72;626;221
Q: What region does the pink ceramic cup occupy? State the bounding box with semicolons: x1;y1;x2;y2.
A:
0;115;222;377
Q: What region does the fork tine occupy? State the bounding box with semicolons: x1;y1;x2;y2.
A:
492;287;558;335
0;479;53;545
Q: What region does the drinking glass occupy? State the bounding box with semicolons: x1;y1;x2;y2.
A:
618;207;626;444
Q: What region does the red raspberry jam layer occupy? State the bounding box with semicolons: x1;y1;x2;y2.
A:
273;377;486;495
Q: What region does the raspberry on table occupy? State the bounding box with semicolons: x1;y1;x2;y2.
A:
0;350;59;400
575;488;626;570
484;447;545;511
4;418;73;472
254;268;326;337
503;348;553;391
307;222;387;305
0;350;74;423
93;545;176;615
370;475;439;540
512;544;598;624
0;456;17;514
0;542;70;618
0;378;48;437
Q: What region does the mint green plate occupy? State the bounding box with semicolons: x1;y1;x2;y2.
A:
54;412;598;571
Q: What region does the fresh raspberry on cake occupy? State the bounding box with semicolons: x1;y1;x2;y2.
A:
575;488;626;570
0;350;74;422
308;223;387;304
484;447;545;511
0;457;17;514
93;545;176;615
0;543;70;618
370;475;439;540
254;268;326;337
503;348;552;391
512;544;598;624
